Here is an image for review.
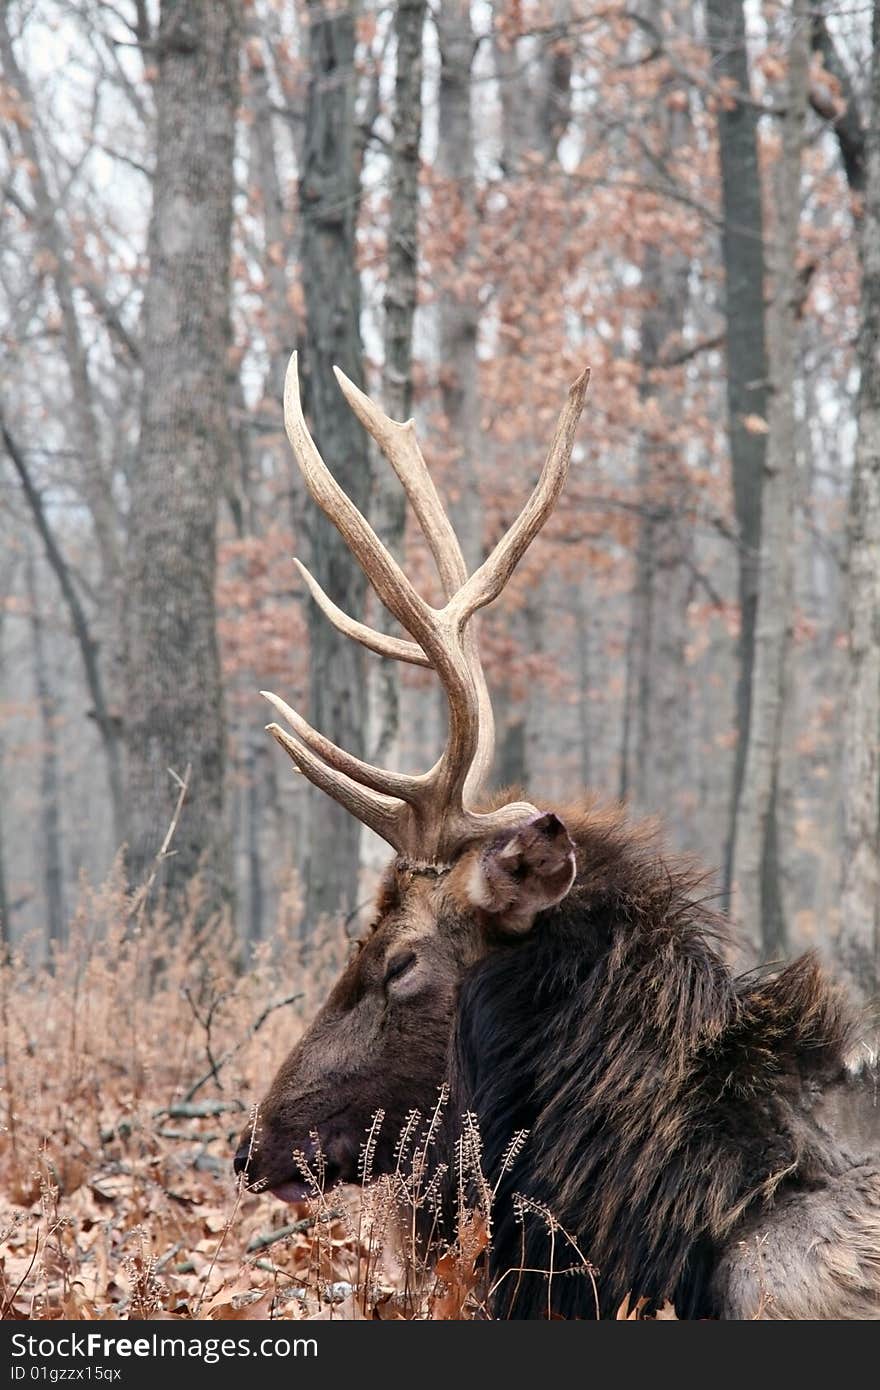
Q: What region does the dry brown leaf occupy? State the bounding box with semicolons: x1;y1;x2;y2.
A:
208;1288;272;1320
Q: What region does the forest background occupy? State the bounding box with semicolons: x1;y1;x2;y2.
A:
2;0;879;1014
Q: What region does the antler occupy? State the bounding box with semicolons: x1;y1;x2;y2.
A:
263;351;590;863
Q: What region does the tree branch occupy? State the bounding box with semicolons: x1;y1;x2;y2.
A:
658;331;726;367
181;991;303;1104
127;763;192;926
810;10;865;193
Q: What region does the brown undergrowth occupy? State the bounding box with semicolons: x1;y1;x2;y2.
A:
0;864;668;1321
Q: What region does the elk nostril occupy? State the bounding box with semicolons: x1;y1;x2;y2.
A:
233;1144;251;1177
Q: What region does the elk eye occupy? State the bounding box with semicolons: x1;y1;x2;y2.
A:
383;950;417;988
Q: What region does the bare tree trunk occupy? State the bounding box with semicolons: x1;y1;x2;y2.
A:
524;595;553;790
840;0;880;1000
124;0;239;917
436;0;480;570
0;592;10;956
2;418;124;832
632;505;694;836
369;0;426;770
619;580;638;804
616;7;694;833
731;0;809;958
629;237;692;837
493;1;572;168
382;1;426;427
575;584;592;790
0;13;120;591
299;0;369;927
245;731;266;946
704;0;772;901
24;547;65;954
0;747;8;954
487;2;576;791
495;701;527;790
238;33;302;940
245;19;301;405
535;0;573;157
491;16;529;174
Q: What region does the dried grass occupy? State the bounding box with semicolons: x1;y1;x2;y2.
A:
0;863;350;1320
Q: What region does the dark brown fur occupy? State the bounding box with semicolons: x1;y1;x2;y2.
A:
237;798;880;1318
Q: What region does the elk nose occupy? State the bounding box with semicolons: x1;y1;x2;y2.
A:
233;1143;252;1177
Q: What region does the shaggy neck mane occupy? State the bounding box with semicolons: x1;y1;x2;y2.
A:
448;801;852;1319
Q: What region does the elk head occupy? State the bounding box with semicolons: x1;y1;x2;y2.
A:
235;353;589;1199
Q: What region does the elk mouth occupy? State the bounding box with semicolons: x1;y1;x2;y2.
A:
265;1153;346;1205
233;1130;348;1204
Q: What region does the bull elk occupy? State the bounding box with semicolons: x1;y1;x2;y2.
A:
236;354;880;1319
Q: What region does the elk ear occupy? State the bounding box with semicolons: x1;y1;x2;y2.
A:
458;812;577;935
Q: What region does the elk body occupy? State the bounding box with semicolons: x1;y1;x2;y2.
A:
236;355;880;1319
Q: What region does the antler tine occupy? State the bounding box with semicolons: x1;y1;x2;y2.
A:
448;367;591;629
332;366;467;600
265;721;405;846
293;558;430;668
284;354;435;642
261;690;426;802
